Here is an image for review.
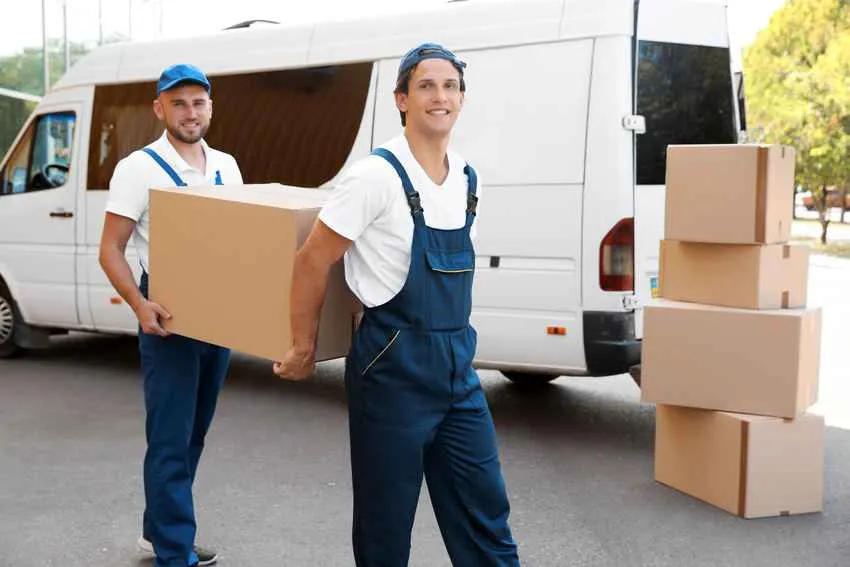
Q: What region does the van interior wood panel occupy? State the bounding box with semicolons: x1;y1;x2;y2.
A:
88;63;373;190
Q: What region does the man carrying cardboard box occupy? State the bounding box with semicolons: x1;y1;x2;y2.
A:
99;64;242;567
274;43;520;566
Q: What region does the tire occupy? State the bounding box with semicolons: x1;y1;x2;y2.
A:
500;371;559;385
0;283;21;358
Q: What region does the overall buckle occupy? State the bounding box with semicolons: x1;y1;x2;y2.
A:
467;193;478;215
407;191;424;216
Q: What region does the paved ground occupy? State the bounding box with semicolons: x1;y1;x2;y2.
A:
1;255;848;567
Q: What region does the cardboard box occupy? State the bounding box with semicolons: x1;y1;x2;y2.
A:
641;300;821;418
149;184;361;362
665;144;795;244
659;240;809;309
655;404;824;518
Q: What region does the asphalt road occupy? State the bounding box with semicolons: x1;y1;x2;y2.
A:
1;254;848;567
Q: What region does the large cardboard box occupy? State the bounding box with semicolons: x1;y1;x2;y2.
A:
665;144;795;244
641;300;821;418
149;184;361;362
659;240;809;309
655;404;824;518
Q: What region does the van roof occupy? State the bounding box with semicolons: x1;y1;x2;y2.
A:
0;87;41;103
54;0;640;91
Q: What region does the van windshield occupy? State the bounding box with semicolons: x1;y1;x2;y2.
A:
636;40;737;186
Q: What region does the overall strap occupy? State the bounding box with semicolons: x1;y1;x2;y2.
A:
142;148;186;187
463;163;479;227
371;148;423;218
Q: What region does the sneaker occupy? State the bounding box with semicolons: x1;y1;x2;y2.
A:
137;536;154;558
137;536;218;566
193;545;218;566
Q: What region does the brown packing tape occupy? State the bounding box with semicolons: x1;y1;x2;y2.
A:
777;147;790;239
778;146;788;234
778;146;789;239
738;420;749;517
657;241;668;297
781;245;793;308
755;147;769;242
778;417;797;518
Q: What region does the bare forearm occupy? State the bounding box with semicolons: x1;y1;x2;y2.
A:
290;250;331;355
273;220;349;379
99;246;145;313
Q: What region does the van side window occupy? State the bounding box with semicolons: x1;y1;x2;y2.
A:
0;112;77;196
88;64;372;190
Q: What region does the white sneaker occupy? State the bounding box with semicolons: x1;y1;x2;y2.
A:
137;535;155;557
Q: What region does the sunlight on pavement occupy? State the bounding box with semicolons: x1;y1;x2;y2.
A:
806;254;850;430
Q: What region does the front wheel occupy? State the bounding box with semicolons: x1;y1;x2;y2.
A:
0;284;21;358
500;371;559;385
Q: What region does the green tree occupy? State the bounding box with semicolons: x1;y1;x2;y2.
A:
0;97;36;158
0;40;90;95
744;0;850;244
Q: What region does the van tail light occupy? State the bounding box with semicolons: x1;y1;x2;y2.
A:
599;218;634;292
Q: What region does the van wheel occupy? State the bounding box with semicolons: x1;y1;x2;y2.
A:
0;284;21;358
501;371;559;385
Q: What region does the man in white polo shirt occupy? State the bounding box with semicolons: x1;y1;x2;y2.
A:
99;64;242;567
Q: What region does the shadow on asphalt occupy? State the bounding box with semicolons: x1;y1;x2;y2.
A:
23;332;656;454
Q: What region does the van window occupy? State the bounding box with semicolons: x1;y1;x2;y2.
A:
636;41;737;186
88;63;373;189
0;112;76;196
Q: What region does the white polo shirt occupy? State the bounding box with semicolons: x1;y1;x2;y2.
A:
319;134;481;308
106;131;243;273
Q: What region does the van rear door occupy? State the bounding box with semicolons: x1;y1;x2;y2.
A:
633;0;739;336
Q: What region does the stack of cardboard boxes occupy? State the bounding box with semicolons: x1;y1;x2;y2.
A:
641;144;825;519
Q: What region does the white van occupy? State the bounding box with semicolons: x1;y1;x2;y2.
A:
0;0;743;381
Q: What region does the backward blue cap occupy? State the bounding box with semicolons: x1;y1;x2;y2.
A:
397;42;466;84
156;64;211;96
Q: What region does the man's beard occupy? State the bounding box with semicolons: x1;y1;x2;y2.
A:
167;121;209;144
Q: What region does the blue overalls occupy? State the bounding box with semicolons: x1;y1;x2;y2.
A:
344;149;520;566
138;148;227;567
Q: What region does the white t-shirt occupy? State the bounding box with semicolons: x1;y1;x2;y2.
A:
105;131;243;273
319;134;481;308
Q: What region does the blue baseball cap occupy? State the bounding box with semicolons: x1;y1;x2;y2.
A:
156;64;211;96
397;42;467;85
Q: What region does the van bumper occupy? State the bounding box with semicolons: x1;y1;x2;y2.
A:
583;311;641;376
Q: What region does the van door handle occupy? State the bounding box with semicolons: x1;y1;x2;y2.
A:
49;210;74;218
